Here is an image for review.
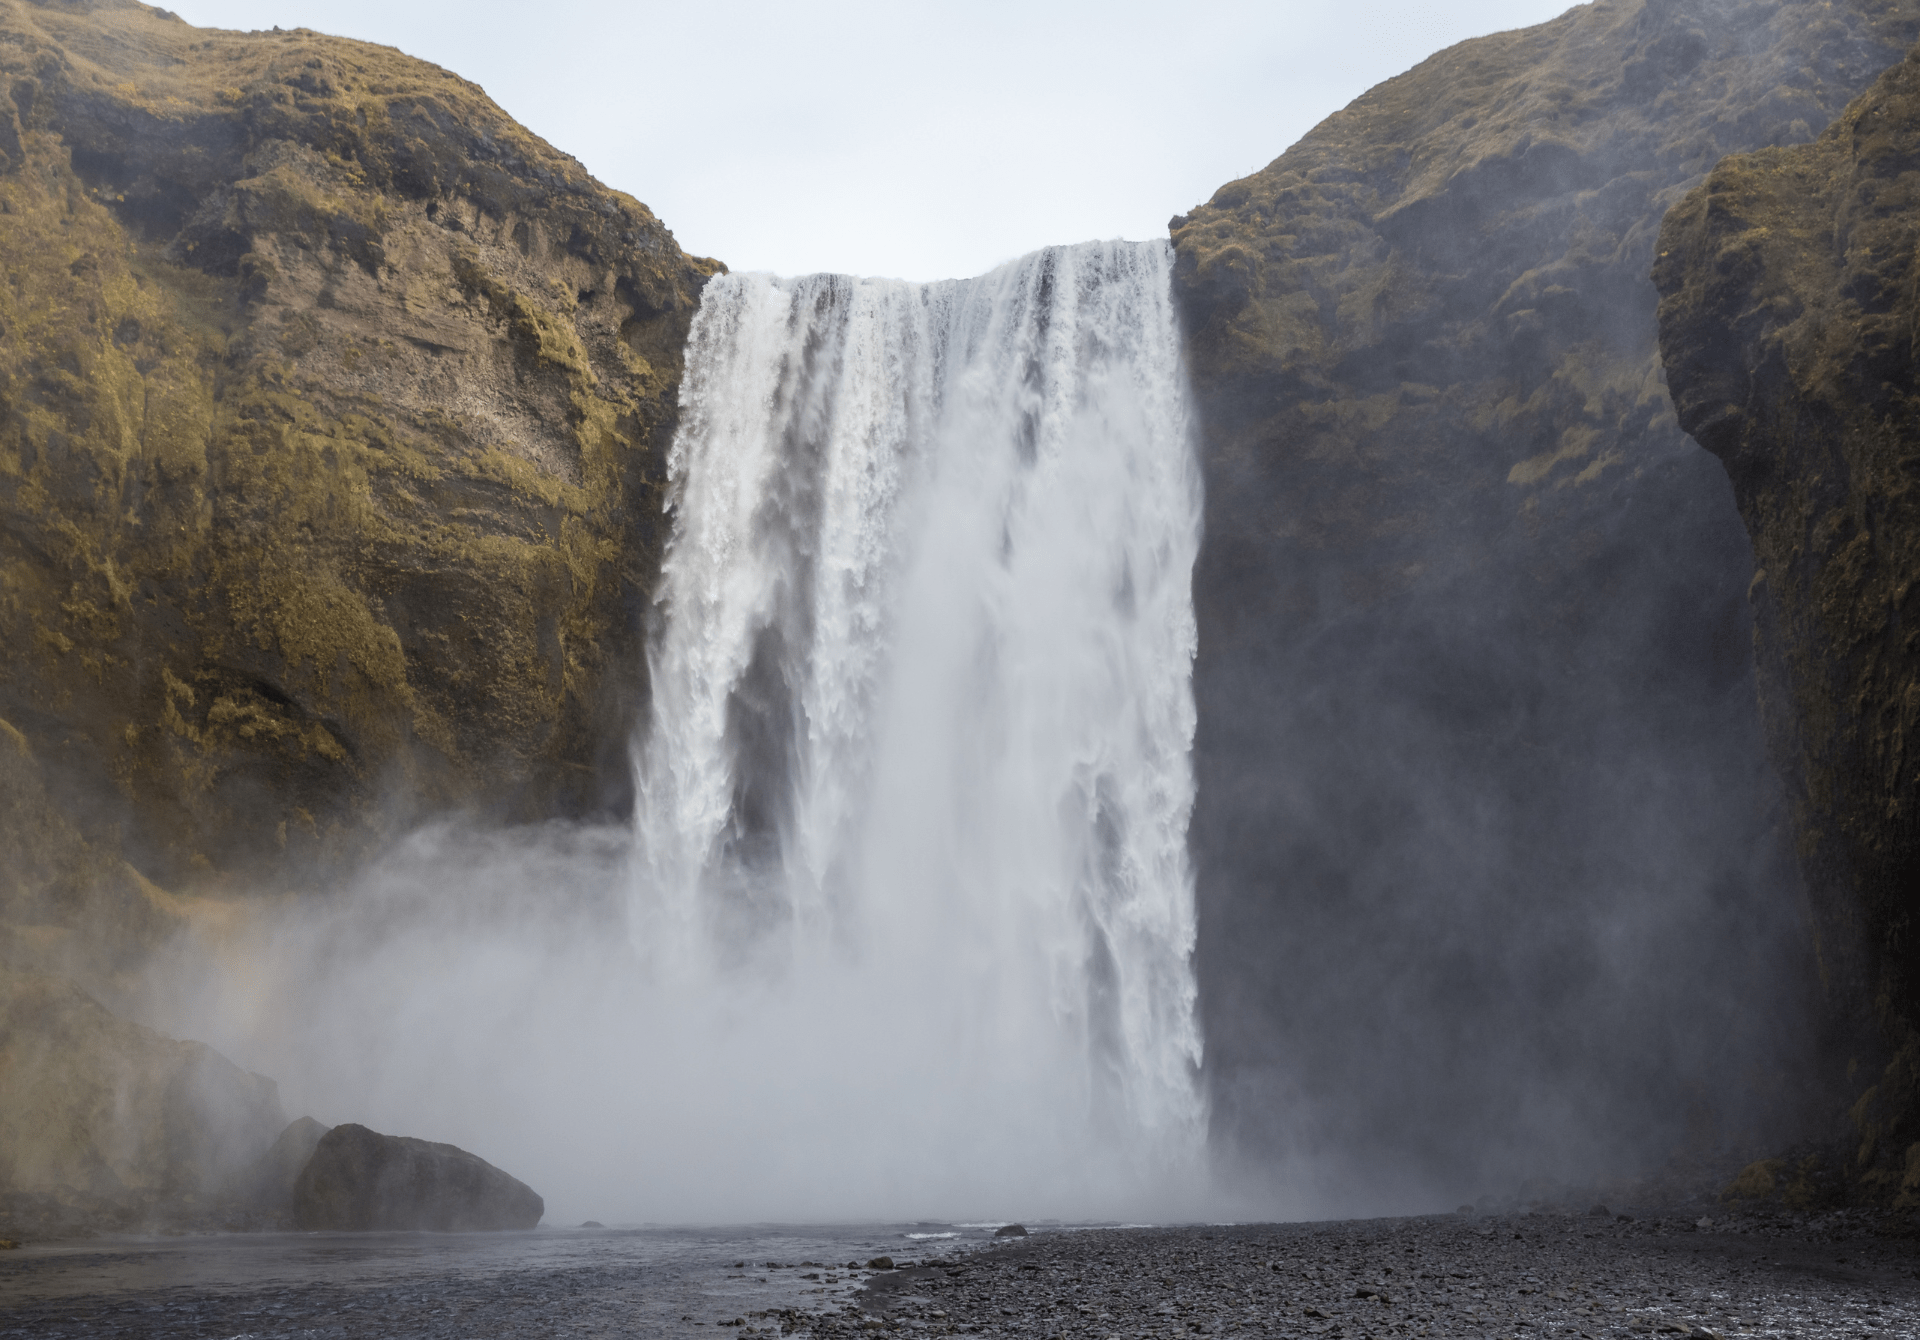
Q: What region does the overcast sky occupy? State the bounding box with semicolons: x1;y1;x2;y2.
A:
167;1;1575;281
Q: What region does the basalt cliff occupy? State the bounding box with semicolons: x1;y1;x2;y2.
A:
0;0;714;897
1172;0;1920;1205
1656;38;1920;1205
0;0;710;1230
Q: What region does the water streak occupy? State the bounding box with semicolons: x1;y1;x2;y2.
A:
635;240;1206;1208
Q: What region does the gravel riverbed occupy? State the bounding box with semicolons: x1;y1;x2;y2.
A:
760;1208;1920;1340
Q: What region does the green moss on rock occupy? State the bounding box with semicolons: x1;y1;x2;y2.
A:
1656;37;1920;1203
0;0;721;888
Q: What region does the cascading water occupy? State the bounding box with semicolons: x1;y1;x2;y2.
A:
634;239;1207;1215
134;242;1208;1225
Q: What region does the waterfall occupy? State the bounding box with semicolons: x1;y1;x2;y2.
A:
633;240;1205;1215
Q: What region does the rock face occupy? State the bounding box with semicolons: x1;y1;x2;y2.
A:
242;1114;329;1222
0;965;287;1236
1172;0;1920;1201
290;1122;543;1231
1655;42;1920;1205
0;0;717;888
1;714;183;992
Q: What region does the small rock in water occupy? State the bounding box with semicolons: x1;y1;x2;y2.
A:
1589;1204;1612;1217
867;1256;895;1270
994;1223;1029;1238
580;1220;605;1228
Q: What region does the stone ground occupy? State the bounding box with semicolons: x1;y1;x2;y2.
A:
757;1207;1920;1340
0;1207;1915;1336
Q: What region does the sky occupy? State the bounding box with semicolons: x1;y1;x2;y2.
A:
165;0;1577;281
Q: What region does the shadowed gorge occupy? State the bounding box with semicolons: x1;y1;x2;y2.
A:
0;0;716;898
1657;38;1920;1206
1172;0;1920;1209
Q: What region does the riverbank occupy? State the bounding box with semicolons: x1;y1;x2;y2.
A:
771;1208;1920;1338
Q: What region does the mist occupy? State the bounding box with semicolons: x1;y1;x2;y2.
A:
138;242;1225;1228
136;820;1194;1225
1190;407;1822;1218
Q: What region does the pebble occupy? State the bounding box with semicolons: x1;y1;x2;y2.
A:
759;1206;1920;1339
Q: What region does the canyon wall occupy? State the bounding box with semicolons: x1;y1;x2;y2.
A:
0;0;712;1230
0;0;714;897
1172;0;1920;1205
1656;40;1920;1205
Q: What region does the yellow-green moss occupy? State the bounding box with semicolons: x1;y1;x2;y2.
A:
0;0;721;890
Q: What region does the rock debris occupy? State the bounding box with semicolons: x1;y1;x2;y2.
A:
759;1209;1920;1340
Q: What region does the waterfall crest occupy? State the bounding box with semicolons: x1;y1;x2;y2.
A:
634;240;1205;1212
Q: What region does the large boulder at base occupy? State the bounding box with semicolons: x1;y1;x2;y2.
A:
291;1123;543;1231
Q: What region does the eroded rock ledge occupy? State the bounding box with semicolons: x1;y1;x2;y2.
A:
1656;38;1920;1205
0;0;719;889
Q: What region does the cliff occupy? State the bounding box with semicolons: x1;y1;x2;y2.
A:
0;0;716;892
1173;0;1920;1204
1656;40;1920;1205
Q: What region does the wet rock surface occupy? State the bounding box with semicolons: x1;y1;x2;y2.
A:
289;1123;543;1232
0;1213;1914;1337
1174;0;1920;1199
785;1212;1920;1339
0;1;718;892
1656;38;1920;1195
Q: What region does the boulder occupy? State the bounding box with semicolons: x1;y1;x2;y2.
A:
242;1116;331;1222
290;1123;543;1231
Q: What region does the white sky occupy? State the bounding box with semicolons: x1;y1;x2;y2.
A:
166;1;1576;281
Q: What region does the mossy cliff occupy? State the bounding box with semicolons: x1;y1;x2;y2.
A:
0;0;717;888
1172;0;1920;1202
1655;42;1920;1204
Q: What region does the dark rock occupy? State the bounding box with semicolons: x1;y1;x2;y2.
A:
580;1220;605;1228
1175;0;1920;1205
867;1256;895;1270
290;1123;543;1231
993;1224;1028;1238
1656;38;1920;1203
1590;1204;1612;1218
242;1116;330;1220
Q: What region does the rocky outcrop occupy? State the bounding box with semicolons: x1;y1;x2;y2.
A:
243;1114;329;1222
1;715;182;995
1173;0;1920;1202
0;965;287;1236
0;0;718;891
290;1122;543;1231
1655;42;1920;1205
0;0;714;1237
